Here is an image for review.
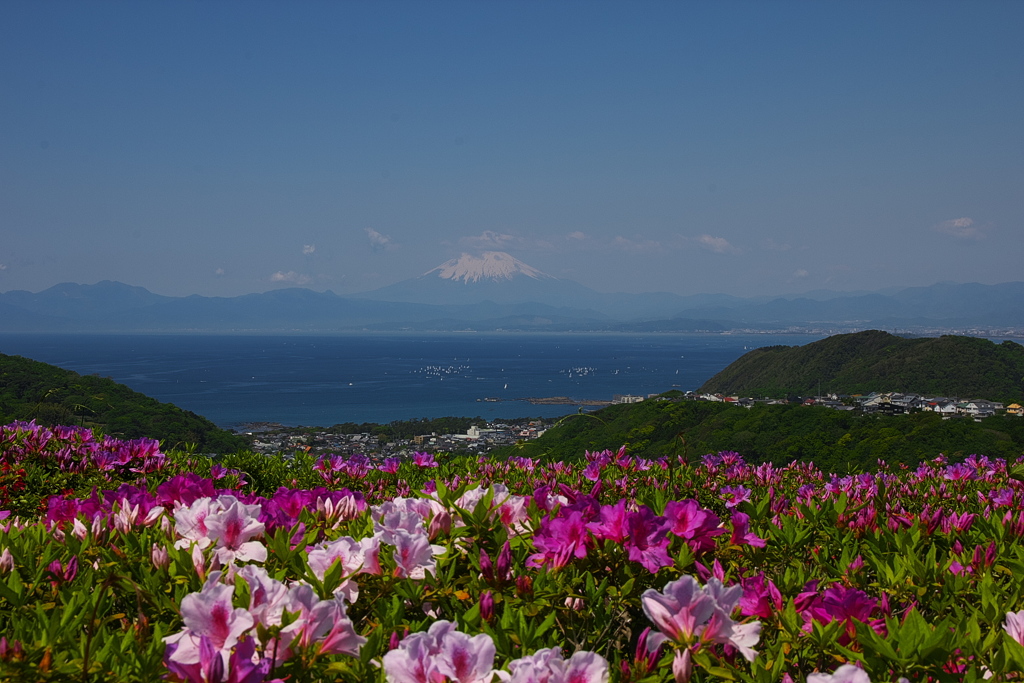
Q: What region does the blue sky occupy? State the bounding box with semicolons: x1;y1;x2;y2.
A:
1;1;1022;298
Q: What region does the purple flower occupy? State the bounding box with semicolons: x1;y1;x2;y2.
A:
412;452;439;468
729;512;766;548
663;500;725;556
527;510;591;570
624;507;672;573
720;485;752;508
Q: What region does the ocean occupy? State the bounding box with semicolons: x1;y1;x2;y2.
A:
0;333;822;428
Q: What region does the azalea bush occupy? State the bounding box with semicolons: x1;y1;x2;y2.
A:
3;420;1024;681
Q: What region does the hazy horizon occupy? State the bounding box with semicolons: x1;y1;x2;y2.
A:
3;2;1022;299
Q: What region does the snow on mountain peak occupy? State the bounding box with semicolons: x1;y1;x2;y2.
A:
425;252;551;284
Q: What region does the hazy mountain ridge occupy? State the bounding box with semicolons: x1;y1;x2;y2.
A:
1;254;1022;333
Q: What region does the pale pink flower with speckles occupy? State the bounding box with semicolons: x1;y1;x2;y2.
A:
806;664;871;683
392;529;445;579
204;497;266;565
1005;610;1024;645
163;571;254;673
642;576;761;662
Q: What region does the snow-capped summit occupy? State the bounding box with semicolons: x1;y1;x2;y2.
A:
355;251;600;308
425;252;553;284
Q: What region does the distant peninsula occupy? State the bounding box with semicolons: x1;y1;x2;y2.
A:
699;330;1024;403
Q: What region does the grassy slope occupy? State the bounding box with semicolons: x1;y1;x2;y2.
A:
494;397;1024;470
698;331;1024;402
0;352;245;453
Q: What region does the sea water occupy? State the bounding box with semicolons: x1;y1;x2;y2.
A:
0;333;822;428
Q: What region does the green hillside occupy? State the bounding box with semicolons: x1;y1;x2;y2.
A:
0;352;245;452
493;397;1024;471
699;331;1024;402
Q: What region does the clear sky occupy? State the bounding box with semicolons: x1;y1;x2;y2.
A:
1;1;1022;298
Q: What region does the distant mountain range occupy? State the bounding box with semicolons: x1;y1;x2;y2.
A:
1;252;1023;333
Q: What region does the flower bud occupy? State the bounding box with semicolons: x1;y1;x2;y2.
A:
480;591;495;623
479;547;494;583
672;649;692;683
495;541;512;583
151;544;170;570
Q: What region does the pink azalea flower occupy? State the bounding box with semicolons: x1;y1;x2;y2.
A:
641;576;717;648
205;497;267;565
1005;610;1024;645
306;535;381;602
434;630;497;683
806;664;871;683
739;574;782;619
720;485;752;508
383;620;462;683
392;529;445;579
236;565;292;628
553;650;609;683
164;572;255;675
642;576;760;662
277;584;365;658
173;497;221;550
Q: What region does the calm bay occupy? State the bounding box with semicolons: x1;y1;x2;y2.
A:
0;333;822;428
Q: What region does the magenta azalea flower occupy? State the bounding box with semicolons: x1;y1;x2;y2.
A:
412;452;439;468
623;507;673;573
729;512;766;548
662;500;725;556
528;510;591;570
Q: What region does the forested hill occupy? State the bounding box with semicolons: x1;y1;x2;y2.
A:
492;398;1024;471
699;331;1024;402
0;353;245;453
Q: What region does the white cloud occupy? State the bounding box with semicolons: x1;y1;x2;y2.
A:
567;231;587;240
792;268;809;278
934;217;983;239
214;268;225;276
697;234;737;254
270;271;312;286
0;264;7;271
366;228;395;251
303;244;316;255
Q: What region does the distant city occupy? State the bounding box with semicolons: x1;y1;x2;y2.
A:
241;389;1022;460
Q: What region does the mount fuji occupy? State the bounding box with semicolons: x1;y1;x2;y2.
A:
353;252;603;309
